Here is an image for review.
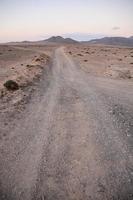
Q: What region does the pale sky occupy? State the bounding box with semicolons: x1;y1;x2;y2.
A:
0;0;133;42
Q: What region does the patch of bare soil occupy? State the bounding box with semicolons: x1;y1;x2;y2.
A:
0;44;54;139
66;44;133;80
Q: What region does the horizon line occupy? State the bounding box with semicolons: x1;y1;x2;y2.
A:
0;34;133;44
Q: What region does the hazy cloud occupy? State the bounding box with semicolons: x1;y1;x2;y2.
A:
62;33;107;41
112;26;120;30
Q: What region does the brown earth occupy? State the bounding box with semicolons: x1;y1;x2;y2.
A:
66;44;133;79
0;44;57;134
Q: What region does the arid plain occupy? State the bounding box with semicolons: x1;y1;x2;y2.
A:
0;42;133;200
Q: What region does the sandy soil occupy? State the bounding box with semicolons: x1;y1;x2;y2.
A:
66;44;133;79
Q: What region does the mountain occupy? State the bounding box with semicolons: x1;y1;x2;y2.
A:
44;36;64;43
85;36;133;47
44;36;79;44
4;36;78;45
4;35;133;46
64;38;79;43
129;36;133;39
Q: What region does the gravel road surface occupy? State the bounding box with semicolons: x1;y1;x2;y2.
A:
0;47;133;200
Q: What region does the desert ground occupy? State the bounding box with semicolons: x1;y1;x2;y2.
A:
66;44;133;79
0;44;57;133
0;43;133;200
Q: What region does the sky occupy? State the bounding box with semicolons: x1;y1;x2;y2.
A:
0;0;133;42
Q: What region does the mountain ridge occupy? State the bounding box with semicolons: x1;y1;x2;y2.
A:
85;36;133;46
43;36;79;44
3;35;133;47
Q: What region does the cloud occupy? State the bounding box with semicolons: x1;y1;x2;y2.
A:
112;26;120;30
62;33;107;41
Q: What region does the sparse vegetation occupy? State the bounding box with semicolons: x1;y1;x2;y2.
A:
0;90;5;98
35;58;41;62
26;64;35;68
4;80;19;91
119;70;132;79
77;53;83;56
100;49;110;52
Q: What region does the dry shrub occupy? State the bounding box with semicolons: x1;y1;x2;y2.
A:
4;80;19;91
77;53;83;56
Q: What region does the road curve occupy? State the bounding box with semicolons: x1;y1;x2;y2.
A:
0;47;133;200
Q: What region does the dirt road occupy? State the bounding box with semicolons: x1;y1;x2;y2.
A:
0;47;133;200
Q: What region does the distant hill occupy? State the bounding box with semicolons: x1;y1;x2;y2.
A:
4;36;78;45
129;36;133;39
44;36;79;44
3;35;133;46
85;36;133;47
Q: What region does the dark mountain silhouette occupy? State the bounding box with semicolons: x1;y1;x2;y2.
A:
85;36;133;46
4;35;133;46
44;36;79;44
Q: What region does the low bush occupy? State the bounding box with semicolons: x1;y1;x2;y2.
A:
4;80;19;91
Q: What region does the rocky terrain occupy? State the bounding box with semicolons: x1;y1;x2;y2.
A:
0;44;56;137
66;44;133;79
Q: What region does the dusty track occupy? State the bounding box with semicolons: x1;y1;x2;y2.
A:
0;47;133;200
